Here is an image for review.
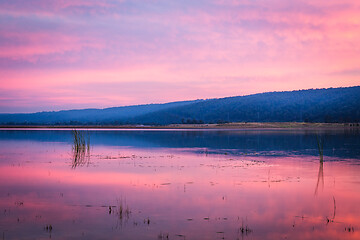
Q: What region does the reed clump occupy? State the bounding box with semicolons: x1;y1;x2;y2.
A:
112;198;131;228
71;129;90;168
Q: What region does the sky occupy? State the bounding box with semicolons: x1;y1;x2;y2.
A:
0;0;359;113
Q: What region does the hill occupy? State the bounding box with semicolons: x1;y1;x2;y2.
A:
130;86;360;124
0;86;359;125
0;100;200;125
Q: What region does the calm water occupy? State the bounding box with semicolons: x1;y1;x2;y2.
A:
0;129;359;239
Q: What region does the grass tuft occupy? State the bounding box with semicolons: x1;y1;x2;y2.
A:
71;129;90;168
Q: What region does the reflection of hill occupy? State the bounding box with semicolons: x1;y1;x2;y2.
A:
0;129;359;159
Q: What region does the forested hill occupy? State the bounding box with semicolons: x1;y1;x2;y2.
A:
131;86;360;124
0;100;200;125
1;86;359;125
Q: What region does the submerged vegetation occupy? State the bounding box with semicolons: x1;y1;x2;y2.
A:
71;129;90;168
116;198;131;221
110;198;132;229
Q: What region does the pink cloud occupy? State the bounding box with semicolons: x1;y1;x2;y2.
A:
0;0;360;112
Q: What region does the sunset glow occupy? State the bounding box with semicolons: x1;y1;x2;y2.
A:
1;0;360;112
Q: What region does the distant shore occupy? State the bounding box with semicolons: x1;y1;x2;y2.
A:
0;122;359;130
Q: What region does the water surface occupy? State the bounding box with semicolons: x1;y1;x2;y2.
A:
0;129;359;239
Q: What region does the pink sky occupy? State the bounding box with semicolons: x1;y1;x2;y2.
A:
0;0;360;113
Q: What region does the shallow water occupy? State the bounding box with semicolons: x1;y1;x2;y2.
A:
0;129;359;239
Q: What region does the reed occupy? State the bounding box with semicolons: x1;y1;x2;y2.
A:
314;134;324;195
316;134;324;163
116;198;131;220
71;129;90;168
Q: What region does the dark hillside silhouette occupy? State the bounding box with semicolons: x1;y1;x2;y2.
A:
1;86;359;125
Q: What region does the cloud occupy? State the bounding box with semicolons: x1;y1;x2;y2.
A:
0;0;360;112
329;68;360;77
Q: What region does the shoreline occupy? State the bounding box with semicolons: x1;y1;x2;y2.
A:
0;122;358;130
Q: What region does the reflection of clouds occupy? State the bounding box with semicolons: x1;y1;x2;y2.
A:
1;144;360;239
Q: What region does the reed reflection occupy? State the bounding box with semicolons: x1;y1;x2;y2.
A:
71;129;91;168
315;135;324;196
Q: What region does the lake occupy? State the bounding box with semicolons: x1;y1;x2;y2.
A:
0;128;359;239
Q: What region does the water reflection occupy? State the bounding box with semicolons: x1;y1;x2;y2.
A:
315;135;324;195
0;128;359;159
0;129;359;239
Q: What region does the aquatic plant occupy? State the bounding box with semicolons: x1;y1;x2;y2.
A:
71;129;90;168
316;134;324;163
326;196;337;224
117;199;131;220
113;198;131;228
239;218;252;236
72;129;85;151
158;232;169;239
314;134;324;195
